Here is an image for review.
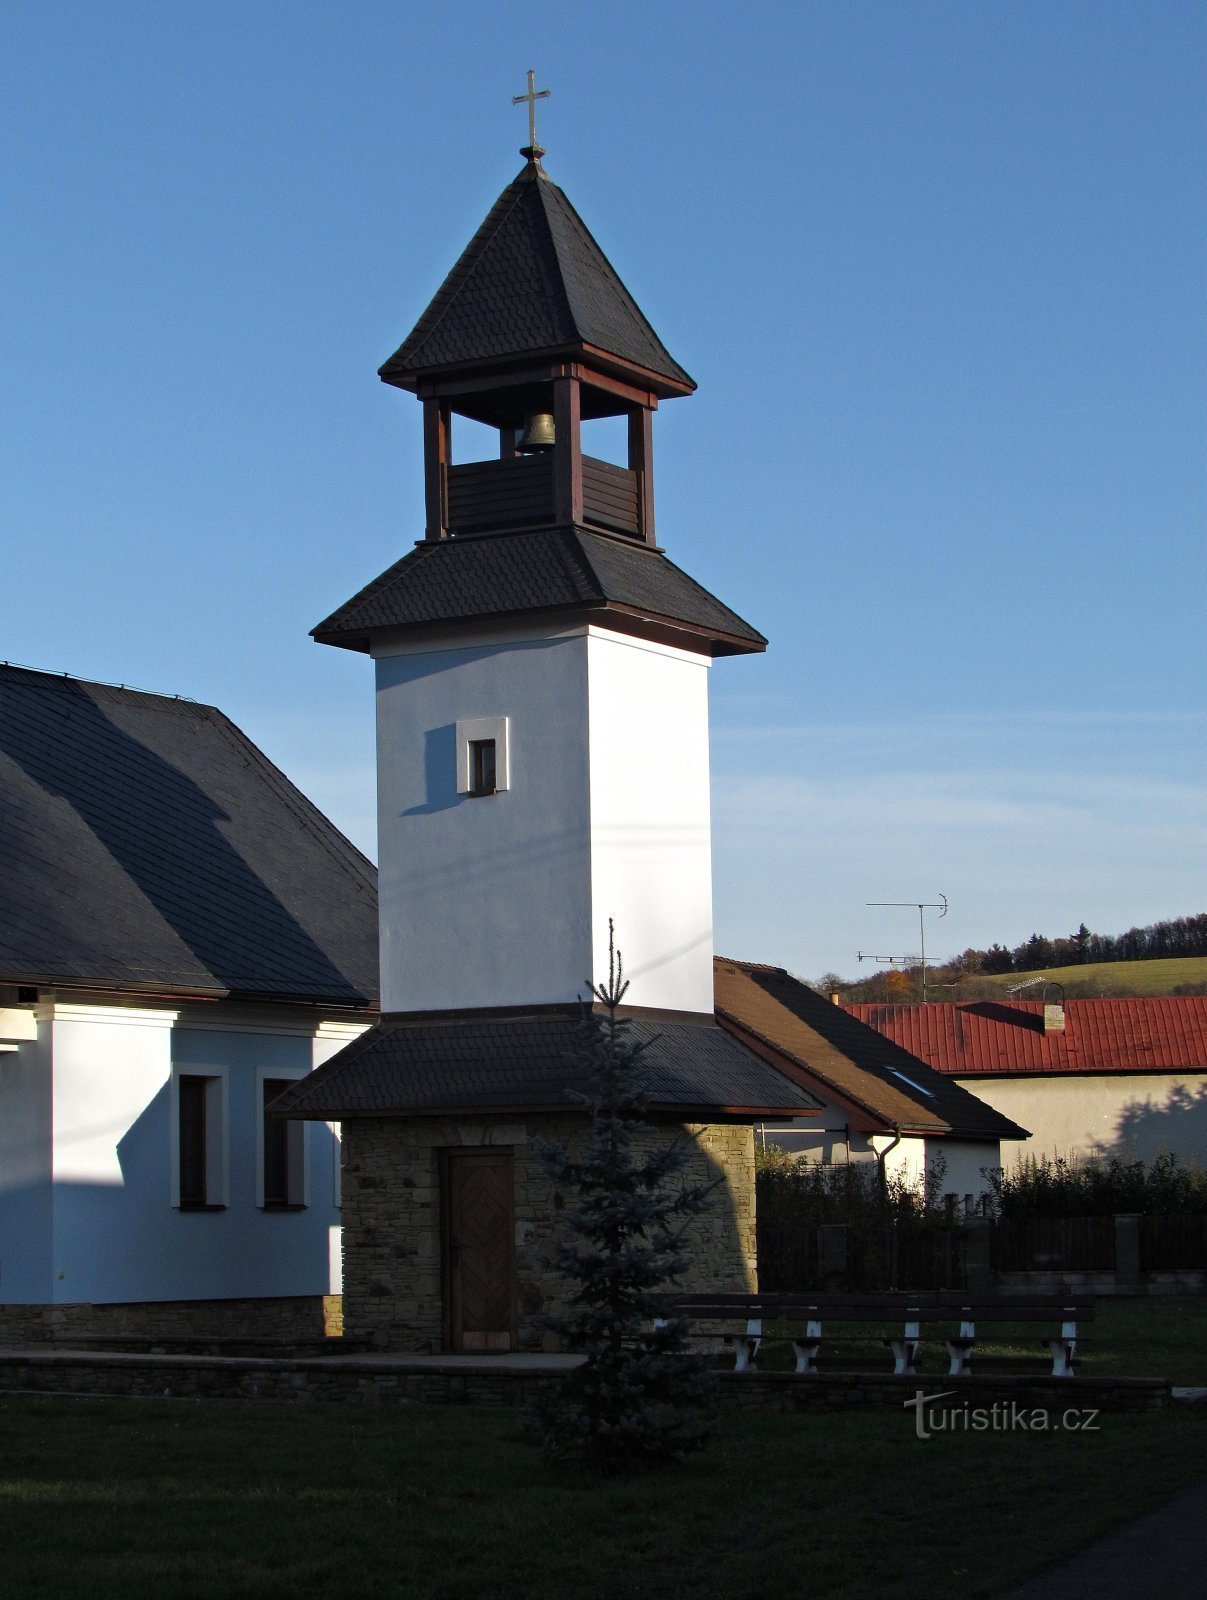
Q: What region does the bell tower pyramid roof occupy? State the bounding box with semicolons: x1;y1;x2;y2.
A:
378;159;695;396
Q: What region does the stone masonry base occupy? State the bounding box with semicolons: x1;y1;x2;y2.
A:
0;1295;342;1347
341;1115;756;1352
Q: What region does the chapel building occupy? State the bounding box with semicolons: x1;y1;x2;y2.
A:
276;136;827;1352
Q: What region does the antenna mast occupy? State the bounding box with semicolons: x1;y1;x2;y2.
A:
865;894;948;1002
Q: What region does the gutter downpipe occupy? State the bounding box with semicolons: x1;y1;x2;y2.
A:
874;1124;903;1197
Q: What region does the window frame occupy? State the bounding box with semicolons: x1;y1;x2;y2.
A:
456;715;509;796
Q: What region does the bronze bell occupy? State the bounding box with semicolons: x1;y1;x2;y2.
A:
518;411;556;452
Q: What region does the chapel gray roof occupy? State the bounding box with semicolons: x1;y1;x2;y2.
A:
0;665;379;1005
379;161;694;393
273;1010;824;1120
312;525;766;655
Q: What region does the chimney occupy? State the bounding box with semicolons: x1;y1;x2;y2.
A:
1043;1003;1065;1034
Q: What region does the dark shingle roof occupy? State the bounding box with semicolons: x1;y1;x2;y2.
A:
379;162;693;392
274;1010;823;1120
714;960;1028;1143
312;526;766;655
0;666;378;1005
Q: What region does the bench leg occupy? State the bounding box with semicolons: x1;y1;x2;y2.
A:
792;1339;821;1375
947;1341;972;1378
889;1338;919;1377
1048;1337;1076;1378
730;1331;762;1372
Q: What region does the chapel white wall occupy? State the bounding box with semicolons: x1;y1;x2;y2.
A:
0;1002;347;1306
0;1024;52;1300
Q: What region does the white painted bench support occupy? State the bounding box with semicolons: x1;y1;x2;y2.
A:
1047;1319;1078;1377
946;1318;977;1377
791;1319;823;1375
729;1318;762;1372
888;1319;922;1377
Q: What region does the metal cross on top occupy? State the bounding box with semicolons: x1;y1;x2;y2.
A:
512;69;551;156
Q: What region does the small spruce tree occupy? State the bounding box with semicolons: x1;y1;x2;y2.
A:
530;924;719;1473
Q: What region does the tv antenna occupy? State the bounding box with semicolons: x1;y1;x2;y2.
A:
865;894;948;1002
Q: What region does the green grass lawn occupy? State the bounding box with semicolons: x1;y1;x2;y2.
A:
0;1394;1204;1600
2;1297;1204;1599
979;955;1207;997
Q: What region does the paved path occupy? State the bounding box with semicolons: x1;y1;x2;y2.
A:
996;1476;1207;1599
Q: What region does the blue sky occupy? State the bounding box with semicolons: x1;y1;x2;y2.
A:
3;1;1203;979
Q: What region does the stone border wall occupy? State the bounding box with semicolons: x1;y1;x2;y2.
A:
0;1349;1170;1413
0;1295;340;1347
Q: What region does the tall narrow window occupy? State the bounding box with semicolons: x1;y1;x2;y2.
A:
469;738;497;796
262;1078;306;1208
178;1075;208;1207
177;1073;224;1208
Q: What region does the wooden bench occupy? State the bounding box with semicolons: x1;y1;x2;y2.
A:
655;1291;1094;1379
934;1295;1093;1378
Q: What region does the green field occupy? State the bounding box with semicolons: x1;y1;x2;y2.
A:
979;955;1207;998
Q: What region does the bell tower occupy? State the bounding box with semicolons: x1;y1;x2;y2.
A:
314;124;766;1019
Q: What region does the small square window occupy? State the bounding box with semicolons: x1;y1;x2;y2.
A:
469;738;497;796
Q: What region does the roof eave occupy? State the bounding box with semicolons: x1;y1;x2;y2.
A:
0;970;377;1009
380;343;695;401
312;596;766;659
278;1098;817;1123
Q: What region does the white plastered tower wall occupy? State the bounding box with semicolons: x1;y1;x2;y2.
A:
585;627;713;1014
373;622;714;1015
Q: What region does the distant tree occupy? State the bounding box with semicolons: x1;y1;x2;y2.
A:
1014;933;1055;972
813;972;849;997
981;943;1014;975
1072;922;1092;962
529;925;719;1474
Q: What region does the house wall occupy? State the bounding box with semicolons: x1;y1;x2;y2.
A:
0;1000;359;1312
340;1115;756;1352
923;1140;1002;1198
954;1073;1207;1167
373;623;714;1016
757;1106;1002;1201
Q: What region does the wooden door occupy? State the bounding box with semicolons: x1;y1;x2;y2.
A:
442;1150;515;1352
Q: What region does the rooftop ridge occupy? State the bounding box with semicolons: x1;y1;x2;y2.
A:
0;660;199;708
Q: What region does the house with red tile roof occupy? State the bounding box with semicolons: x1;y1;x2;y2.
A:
842;997;1207;1167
